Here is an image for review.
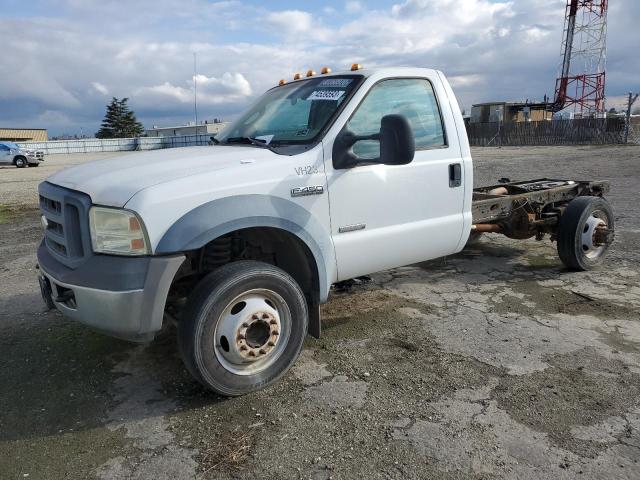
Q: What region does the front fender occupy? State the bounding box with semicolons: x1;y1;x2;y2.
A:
155;194;336;302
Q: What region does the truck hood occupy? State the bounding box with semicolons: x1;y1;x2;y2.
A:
46;146;278;207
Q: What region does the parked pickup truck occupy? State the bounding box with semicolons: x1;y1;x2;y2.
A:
37;66;614;395
0;141;44;167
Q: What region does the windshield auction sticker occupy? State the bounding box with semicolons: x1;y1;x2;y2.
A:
307;90;346;101
318;79;353;87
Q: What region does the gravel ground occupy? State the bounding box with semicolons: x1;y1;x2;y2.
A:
1;145;639;479
0;152;134;206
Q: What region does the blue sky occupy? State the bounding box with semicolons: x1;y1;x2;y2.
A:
1;0;638;136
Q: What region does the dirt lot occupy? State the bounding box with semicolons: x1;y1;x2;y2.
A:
1;145;640;479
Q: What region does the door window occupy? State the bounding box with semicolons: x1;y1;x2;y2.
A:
347;78;446;159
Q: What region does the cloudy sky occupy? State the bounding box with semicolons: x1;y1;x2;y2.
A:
1;0;638;136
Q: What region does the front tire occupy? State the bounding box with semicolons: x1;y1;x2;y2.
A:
14;157;26;168
557;196;614;271
178;261;308;396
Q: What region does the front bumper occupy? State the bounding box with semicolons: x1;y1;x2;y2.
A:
26;153;44;163
37;241;184;342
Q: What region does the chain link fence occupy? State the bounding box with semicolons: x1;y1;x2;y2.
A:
466;117;639;147
17;134;213;155
627;118;640;144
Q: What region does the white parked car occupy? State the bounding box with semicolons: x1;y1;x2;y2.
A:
0;141;44;167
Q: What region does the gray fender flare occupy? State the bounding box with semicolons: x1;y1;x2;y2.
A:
155;194;336;303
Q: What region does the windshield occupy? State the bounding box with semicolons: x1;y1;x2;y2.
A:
217;75;362;146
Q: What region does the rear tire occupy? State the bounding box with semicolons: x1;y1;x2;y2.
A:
177;260;308;396
14;157;26;168
557;196;614;271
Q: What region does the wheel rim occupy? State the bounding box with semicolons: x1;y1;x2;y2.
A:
581;210;608;259
16;159;24;167
213;288;291;375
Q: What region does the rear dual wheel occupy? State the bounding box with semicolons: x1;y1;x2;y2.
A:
178;261;308;396
557;196;614;271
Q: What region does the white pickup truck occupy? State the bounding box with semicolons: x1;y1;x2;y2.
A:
37;66;614;395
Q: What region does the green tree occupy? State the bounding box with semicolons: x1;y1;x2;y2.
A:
96;97;144;138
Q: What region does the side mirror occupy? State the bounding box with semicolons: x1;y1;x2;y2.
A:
379;114;415;166
332;114;415;169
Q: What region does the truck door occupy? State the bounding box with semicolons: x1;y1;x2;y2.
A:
325;77;466;281
0;144;11;164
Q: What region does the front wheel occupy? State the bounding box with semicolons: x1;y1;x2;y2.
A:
14;157;26;168
178;261;308;396
557;196;614;271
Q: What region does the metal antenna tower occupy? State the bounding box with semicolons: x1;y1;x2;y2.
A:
552;0;608;116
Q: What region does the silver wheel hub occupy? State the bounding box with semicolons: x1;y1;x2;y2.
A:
214;289;290;375
237;310;280;359
581;213;607;259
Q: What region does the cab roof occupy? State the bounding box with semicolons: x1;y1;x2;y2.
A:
277;66;442;87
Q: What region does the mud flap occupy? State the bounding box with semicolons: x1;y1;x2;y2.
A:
308;301;321;338
38;274;56;310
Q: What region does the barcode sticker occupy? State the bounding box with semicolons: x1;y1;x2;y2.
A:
307;90;346;101
319;79;353;87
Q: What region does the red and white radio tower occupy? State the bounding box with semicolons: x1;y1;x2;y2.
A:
552;0;608;116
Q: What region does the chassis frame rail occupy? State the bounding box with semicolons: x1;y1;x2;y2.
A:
471;179;609;240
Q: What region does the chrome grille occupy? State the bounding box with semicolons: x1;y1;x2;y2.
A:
38;182;92;269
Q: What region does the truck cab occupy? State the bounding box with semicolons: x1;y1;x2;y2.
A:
37;66;612;395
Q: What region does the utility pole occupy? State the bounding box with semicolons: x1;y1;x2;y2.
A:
624;92;639;144
193;52;199;136
496;106;502;148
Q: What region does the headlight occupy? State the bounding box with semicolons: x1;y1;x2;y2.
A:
89;207;150;255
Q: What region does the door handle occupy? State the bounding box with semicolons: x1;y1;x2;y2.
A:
449;163;462;188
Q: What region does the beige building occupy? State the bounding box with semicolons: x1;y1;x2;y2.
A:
0;128;48;142
470;102;553;124
144;121;228;138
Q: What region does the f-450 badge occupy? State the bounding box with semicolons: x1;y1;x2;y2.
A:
291;185;324;197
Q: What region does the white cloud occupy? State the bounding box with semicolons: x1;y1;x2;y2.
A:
266;9;332;41
136;72;252;107
91;82;109;95
448;74;484;88
35;110;75;126
0;0;638;134
345;1;363;14
267;10;313;34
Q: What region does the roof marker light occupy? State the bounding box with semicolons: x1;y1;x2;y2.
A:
321;66;332;74
293;72;302;80
351;63;362;71
279;79;286;86
306;69;316;77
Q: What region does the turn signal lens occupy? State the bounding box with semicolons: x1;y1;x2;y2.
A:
321;66;332;74
351;63;362;71
306;69;316;77
293;72;302;80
